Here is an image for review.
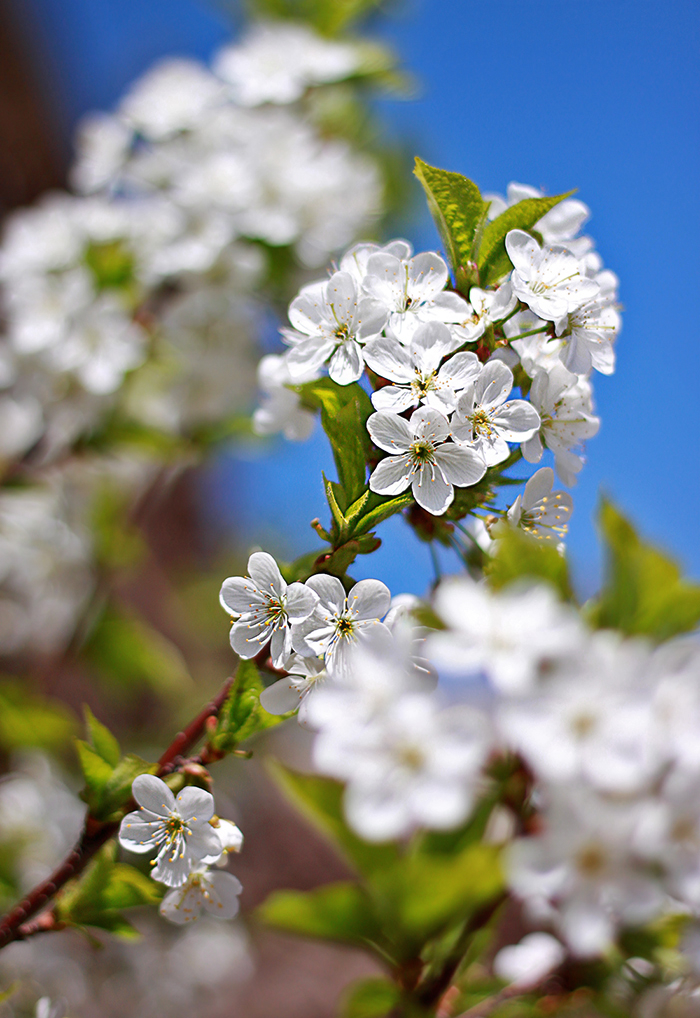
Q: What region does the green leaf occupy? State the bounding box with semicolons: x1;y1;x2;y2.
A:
0;680;75;752
296;378;372;504
478;191;575;286
485;524;573;602
375;843;504;943
324;472;349;536
587;499;700;640
77;738;156;822
212;659;289;752
341;977;402;1018
269;763;399;879
84;705;121;768
351;491;413;536
258;881;386;951
76;740;114;800
57;846;162;940
414;158;488;291
99;754;157;820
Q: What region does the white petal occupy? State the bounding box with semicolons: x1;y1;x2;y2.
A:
119;812;161;853
305;573;347;612
260;677;305;714
247;552;284;597
367;411;413;453
409;406;450;444
285;583;319;622
434;444;487;487
369;455;411;496
412;463;453;515
329;341;363;385
176;786;215;823
363;335;413;382
203;871;243;919
347;579;391;621
132;774;175;816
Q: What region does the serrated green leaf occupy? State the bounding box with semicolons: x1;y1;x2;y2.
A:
98;754;157;820
268;763;399;879
76;740;114;800
587;499;700;640
478;191;575;286
213;659;289;752
296;378;372;505
324;473;349;536
414;158;487;290
484;524;573;602
57;847;162;941
259;882;386;951
341;977;402;1018
351;491;413;536
84;705;121;768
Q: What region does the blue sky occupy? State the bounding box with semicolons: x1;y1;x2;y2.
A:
17;0;700;597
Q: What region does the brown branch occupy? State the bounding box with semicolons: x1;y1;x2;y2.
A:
0;671;237;950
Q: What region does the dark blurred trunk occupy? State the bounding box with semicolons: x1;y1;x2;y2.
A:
0;2;67;216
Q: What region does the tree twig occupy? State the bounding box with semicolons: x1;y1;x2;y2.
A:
0;671;237;950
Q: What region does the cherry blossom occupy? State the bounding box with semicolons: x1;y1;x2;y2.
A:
450;359;540;466
363;320;480;414
283;270;386;384
159;865;242;924
119;775;223;888
507;467;573;543
219;552;318;668
361;249;469;343
292;575;391;680
505;230;599;321
367;406;487;515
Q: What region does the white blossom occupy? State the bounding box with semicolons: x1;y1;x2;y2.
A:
505;230;600;322
523;366;599;486
283;270;386;384
292;574;391;681
507;467;573;542
213;22;362;107
367;406;486;515
219;552;318;668
119;775;223;888
160;866;242;924
451;359;541;466
361;249;469;343
363;320;480;413
428;576;583;695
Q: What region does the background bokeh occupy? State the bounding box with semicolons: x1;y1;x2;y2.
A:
6;0;700;592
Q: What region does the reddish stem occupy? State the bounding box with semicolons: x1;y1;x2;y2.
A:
0;671;236;949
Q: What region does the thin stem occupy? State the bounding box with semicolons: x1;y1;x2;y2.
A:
0;671;237;950
416;893;508;1009
501;325;550;343
429;542;442;586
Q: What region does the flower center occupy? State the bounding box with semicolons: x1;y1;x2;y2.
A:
411;370;436;398
409;439;434;464
575;843;606;876
335;614;356;638
165;814;188;842
470;408;493;436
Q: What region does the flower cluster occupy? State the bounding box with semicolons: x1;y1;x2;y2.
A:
258;187;620;513
278;568;700;960
0;21;392;660
119;775;243;925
